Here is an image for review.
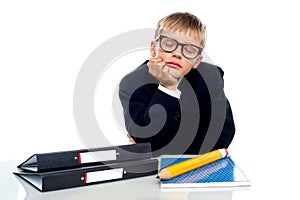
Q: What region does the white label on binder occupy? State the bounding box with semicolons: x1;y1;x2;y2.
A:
79;150;117;164
85;168;123;183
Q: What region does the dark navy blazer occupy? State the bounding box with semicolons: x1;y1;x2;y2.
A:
119;61;235;156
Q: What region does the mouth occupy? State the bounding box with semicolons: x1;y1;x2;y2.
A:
166;62;182;69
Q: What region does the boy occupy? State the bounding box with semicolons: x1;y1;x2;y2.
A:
119;12;235;156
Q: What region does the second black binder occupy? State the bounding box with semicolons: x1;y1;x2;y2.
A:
15;158;158;192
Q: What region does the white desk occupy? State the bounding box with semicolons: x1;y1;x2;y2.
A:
1;160;250;200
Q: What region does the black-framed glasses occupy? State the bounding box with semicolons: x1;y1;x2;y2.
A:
156;35;203;59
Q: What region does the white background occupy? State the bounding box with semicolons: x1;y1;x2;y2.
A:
1;0;300;199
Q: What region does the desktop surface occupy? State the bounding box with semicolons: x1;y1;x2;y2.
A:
1;159;251;200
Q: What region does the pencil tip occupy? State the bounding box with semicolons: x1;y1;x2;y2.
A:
156;175;160;179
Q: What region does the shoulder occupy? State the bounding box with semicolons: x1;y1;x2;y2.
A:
119;60;158;90
197;62;224;78
122;60;150;79
186;61;225;83
186;62;225;94
121;60;155;80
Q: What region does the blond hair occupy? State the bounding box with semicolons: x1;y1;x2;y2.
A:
155;12;207;48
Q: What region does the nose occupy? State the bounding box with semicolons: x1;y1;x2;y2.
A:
171;46;182;59
172;53;181;59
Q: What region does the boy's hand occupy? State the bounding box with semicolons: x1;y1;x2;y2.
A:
147;58;182;90
127;133;136;144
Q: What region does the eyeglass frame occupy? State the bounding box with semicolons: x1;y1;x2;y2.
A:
155;35;203;59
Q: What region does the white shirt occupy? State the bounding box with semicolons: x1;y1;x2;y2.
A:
157;77;183;99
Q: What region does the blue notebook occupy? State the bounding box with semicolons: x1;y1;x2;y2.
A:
159;156;250;188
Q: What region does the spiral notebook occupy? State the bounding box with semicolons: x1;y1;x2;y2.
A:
159;155;250;188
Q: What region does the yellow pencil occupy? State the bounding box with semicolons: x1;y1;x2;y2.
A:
157;149;229;180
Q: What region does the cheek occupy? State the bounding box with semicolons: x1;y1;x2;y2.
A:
180;68;191;76
157;51;171;60
180;62;194;75
185;58;198;67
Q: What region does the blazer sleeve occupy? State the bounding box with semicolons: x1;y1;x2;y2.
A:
118;74;181;151
210;66;235;149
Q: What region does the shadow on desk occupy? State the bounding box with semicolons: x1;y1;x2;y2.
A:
13;174;246;200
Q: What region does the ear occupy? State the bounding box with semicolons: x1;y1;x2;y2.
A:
150;41;157;57
192;55;203;69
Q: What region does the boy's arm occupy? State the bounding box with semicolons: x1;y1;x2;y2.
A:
119;75;181;151
210;67;235;149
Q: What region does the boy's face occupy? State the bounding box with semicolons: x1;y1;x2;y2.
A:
151;29;203;76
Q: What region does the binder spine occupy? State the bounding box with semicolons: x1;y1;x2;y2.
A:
42;159;158;191
20;143;153;172
38;152;79;171
43;171;85;191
